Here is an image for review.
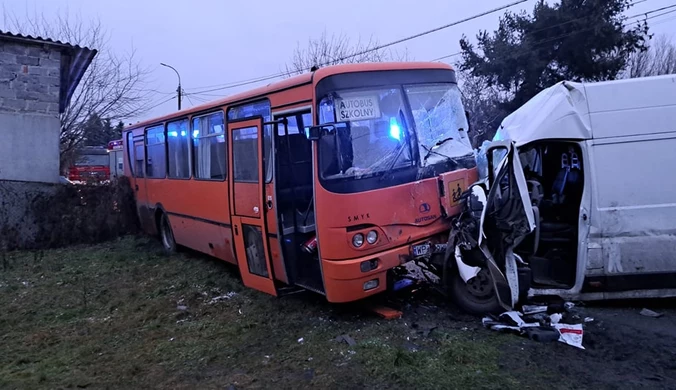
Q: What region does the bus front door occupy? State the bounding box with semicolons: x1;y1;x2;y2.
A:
228;118;277;296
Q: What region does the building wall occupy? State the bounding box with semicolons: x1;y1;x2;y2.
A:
0;40;62;183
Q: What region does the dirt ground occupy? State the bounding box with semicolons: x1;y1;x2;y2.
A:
2;237;676;389
391;292;676;390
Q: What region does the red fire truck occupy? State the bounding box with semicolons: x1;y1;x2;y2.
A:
67;146;111;183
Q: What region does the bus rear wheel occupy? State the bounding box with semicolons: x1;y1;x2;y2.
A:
449;267;502;315
159;213;177;253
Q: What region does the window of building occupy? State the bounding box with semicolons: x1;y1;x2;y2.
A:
192;111;226;180
232;126;259;182
145;125;166;178
167;119;190;179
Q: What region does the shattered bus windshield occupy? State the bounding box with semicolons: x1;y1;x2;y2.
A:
405;84;473;165
318;83;473;181
318;88;414;180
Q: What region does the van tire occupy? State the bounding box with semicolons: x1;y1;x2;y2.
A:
159;213;177;254
449;267;503;315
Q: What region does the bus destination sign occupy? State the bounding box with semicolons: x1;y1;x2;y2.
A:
335;96;381;121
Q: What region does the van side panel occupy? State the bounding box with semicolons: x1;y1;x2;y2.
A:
584;74;676;139
585;74;676;283
589;131;676;277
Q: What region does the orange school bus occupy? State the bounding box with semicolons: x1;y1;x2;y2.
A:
123;62;478;303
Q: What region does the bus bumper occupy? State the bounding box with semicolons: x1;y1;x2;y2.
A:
321;243;417;303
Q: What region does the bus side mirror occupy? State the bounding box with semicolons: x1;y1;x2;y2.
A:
305;125;334;141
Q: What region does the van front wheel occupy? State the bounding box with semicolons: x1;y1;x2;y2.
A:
449;268;502;315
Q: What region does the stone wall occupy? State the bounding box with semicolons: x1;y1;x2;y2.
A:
0;177;140;251
0;39;62;183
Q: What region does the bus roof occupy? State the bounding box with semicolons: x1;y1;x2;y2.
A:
126;61;455;131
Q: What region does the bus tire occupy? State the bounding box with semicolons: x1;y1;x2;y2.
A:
449;267;502;315
159;213;177;254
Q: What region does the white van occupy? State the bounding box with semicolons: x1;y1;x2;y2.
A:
447;74;676;314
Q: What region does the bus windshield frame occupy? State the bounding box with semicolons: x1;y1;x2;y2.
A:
315;69;476;194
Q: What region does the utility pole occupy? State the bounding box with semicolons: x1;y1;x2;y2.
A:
160;63;182;110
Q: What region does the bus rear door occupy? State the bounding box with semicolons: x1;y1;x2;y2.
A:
228;118;277;296
130;134;152;233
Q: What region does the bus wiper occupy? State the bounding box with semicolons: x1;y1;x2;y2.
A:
379;138;408;182
379;110;408;182
422;137;454;164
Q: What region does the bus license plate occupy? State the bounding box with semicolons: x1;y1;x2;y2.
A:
411;244;430;257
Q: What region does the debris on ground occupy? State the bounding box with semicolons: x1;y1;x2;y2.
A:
176;305;188;311
402;340;420;352
297;337;305;344
303;368;315;381
482;306;585;349
209;292;237;304
411;321;438;337
365;304;403;320
335;334;357;347
522;305;548;315
640;308;664;318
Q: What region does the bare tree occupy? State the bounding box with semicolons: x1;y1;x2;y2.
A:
285;30;409;76
455;68;510;147
622;34;676;78
2;8;154;171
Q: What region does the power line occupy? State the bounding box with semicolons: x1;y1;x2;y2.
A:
184;0;530;96
143;95;176;112
651;14;676;25
185;73;288;95
518;0;653;37
184;0;672;101
481;9;673;62
185;73;294;93
627;2;676;18
430;52;463;62
430;2;673;64
643;7;676;20
185;94;196;108
321;0;530;66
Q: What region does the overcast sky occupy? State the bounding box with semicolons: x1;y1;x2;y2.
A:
3;0;675;122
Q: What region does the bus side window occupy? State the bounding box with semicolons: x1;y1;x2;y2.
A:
167;119;190;179
232;127;259;182
193;112;227;181
301;112;313;127
145;125;166;179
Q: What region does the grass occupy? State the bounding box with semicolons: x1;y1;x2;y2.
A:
1;236;548;389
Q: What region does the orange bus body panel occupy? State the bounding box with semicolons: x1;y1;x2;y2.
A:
121;61;474;303
318;168;479;303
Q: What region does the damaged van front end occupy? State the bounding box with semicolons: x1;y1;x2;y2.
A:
412;141;538;314
418;74;676;314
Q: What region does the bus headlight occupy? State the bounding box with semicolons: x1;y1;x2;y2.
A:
363;279;379;291
366;230;378;244
352;233;364;248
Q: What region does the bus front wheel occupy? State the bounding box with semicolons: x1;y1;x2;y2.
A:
159;213;177;253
